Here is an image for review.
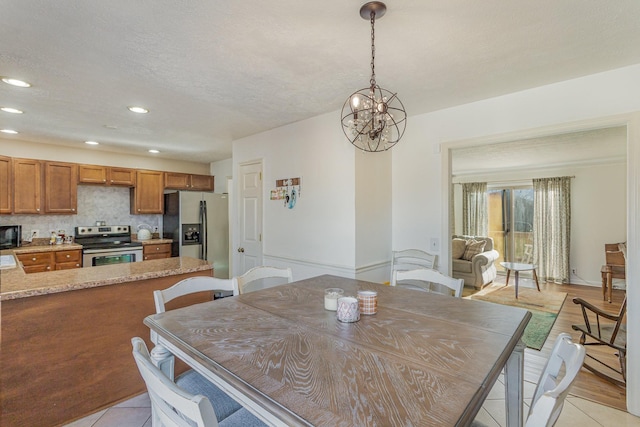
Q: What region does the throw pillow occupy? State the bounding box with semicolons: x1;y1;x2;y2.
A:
462;239;486;261
452;238;467;259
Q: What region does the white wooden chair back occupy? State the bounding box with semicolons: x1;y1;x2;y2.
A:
526;333;586;427
131;337;219;427
390;249;438;284
154;276;239;314
236;266;293;294
391;268;464;298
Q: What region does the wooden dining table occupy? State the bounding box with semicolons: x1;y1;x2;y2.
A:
144;274;531;426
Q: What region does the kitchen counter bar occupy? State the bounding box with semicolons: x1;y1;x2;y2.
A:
0;255;208;300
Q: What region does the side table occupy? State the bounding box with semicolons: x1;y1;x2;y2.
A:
500;262;541;299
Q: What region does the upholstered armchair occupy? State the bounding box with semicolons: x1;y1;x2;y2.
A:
451;235;499;289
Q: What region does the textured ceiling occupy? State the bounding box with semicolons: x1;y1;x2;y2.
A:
2;1;640;163
452;126;627;176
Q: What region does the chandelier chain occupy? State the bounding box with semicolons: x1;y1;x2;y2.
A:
370;11;376;87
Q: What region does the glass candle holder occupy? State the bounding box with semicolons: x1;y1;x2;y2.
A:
324;288;344;311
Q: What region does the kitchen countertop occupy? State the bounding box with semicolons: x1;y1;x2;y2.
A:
0;255;210;301
135;238;173;245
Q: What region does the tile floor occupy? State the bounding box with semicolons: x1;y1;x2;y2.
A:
65;373;640;427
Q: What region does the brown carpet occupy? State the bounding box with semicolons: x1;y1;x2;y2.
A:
467;285;567;350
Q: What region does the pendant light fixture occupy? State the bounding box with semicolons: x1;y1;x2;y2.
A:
341;1;407;152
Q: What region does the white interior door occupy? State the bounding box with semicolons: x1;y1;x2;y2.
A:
238;161;262;274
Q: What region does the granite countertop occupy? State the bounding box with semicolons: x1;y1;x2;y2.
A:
135;238;173;245
12;242;84;254
0;256;211;301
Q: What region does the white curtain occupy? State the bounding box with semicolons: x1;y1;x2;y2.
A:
533;177;571;284
462;182;488;236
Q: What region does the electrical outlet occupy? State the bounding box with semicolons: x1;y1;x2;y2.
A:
571;268;577;275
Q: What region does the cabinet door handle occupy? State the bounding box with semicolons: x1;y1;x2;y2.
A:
66;254;71;258
32;257;36;261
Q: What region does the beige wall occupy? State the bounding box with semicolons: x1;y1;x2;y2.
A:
0;138;211;174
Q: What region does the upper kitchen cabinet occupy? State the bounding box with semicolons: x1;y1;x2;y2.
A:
164;172;214;191
0;156;12;214
109;167;136;186
13;158;42;214
130;170;163;214
44;161;78;214
79;165;136;186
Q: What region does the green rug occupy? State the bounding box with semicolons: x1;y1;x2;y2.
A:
467;286;567;351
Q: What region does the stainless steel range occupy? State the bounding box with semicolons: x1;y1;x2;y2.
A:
75;225;143;267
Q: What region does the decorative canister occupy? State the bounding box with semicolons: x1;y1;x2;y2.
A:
357;290;378;315
336;297;360;323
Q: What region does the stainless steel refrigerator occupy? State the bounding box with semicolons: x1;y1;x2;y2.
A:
163;191;229;279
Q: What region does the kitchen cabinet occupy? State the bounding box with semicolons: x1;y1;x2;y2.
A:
130;170;164;214
143;243;171;260
54;249;83;270
13;158;42;214
17;251;55;273
17;249;83;273
79;165;136;186
164;172;214;191
44;161;78;214
0;155;12;214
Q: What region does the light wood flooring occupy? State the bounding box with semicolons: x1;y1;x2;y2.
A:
484;275;627;411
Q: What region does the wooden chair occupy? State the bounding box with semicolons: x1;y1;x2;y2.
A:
601;242;626;303
131;338;266;427
571;295;627;387
390;248;437;285
473;333;585;427
154;276;239;314
391;268;463;297
236;266;292;294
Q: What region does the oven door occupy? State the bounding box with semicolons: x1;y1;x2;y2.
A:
82;248;143;267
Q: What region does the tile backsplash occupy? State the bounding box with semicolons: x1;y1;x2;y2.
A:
4;186;161;241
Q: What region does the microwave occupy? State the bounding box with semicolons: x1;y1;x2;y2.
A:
0;225;21;249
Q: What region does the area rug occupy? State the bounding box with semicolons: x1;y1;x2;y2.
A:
467;286;567;351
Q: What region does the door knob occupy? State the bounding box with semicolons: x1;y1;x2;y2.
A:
237;247;245;253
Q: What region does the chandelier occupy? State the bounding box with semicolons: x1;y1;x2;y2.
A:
341;2;407;152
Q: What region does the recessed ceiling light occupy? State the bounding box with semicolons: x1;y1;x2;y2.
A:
128;106;148;114
1;129;18;134
85;141;99;145
148;149;160;154
1;78;31;88
1;107;23;114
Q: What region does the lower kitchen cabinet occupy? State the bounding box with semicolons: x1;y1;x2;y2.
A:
54;249;83;270
16;252;54;273
17;249;83;273
143;243;171;260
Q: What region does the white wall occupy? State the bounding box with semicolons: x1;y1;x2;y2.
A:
392;63;640;415
210;158;232;193
355;149;392;281
232;111;360;279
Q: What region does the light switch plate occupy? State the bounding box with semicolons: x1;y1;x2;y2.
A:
430;237;440;252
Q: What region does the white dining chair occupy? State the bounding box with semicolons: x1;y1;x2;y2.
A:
131;337;266;427
236;266;293;294
390;248;438;284
391;268;464;297
472;332;586;427
154;276;239;314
